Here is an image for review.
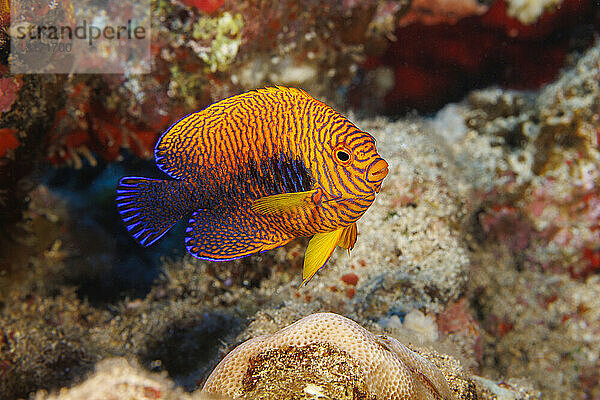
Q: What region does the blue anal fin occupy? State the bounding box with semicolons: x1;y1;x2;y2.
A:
185;207;290;261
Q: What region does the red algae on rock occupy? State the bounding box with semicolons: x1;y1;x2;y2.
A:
0;77;22;114
341;272;359;286
0;128;19;158
358;0;596;112
46;79;166;168
398;0;487;26
181;0;225;14
428;39;600;399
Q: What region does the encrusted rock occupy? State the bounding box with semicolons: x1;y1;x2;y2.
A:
202;312;469;400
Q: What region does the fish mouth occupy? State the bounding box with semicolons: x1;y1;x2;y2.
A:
366;158;389;192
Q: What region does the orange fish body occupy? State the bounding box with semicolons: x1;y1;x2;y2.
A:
117;87;388;285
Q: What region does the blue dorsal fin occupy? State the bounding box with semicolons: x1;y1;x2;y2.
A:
154;113;203;179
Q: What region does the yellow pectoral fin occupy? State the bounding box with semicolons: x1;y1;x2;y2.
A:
251;190;317;215
301;228;344;287
337;223;358;252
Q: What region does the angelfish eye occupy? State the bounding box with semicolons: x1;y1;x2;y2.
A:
333;145;352;165
336;150;350;162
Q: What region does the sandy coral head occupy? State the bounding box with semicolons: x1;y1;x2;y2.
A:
202;312;457;400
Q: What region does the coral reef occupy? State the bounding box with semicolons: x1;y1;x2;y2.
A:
201;312;541;400
0;76;22;114
504;0;563;24
1;4;600;399
4;0;594;169
0;189;254;398
0;74;67;237
33;358;211;400
366;0;596;112
202;312;464;399
45;78;161;167
427;40;600;398
3;41;600;396
464;39;600;280
31;351;536;400
0;108;483;398
1;0;597;248
190;11;244;73
398;0;488;26
0;288;103;397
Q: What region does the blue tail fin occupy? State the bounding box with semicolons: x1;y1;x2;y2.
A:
116;177;188;247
